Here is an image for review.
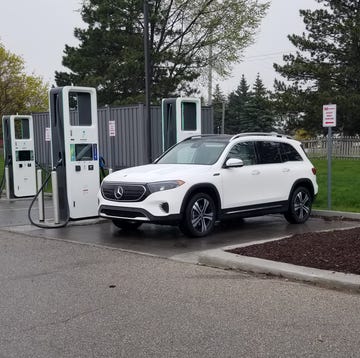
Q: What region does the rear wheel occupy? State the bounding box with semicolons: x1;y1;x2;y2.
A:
284;186;312;224
180;193;216;237
112;219;142;230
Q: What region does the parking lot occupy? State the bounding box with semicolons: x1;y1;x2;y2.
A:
1;196;359;264
2;196;360;357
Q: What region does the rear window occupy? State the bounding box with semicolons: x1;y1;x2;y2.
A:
280;143;303;162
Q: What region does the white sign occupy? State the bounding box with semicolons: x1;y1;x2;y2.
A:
323;104;337;127
109;120;116;137
45;127;51;142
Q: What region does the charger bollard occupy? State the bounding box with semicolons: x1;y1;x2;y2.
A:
2;115;37;198
161;97;201;152
37;169;44;222
51;170;60;225
49;86;100;221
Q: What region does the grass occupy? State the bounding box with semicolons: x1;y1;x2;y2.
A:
311;159;360;212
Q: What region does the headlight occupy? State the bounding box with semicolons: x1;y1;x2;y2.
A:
148;180;185;193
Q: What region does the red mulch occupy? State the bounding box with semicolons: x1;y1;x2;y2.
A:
227;227;360;275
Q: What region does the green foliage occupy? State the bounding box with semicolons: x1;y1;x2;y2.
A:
225;74;275;134
212;84;226;133
0;42;48;117
56;0;269;106
274;0;360;136
312;159;360;212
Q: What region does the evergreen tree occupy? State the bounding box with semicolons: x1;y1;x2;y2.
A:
274;0;360;135
244;73;274;132
226;74;250;133
212;84;226;134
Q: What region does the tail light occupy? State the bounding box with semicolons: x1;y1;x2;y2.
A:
312;167;317;175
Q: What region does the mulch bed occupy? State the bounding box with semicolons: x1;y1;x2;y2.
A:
227;227;360;275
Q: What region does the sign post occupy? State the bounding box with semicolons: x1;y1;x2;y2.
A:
323;104;336;210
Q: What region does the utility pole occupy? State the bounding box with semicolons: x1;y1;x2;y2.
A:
143;0;152;163
207;43;213;106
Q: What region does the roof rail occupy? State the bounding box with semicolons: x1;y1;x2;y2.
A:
230;132;293;141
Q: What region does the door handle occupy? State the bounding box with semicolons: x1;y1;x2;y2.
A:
282;168;290;173
251;170;260;175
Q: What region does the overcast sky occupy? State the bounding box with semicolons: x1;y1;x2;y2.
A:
0;0;321;95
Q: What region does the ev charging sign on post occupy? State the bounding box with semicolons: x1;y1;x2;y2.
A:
323;104;337;127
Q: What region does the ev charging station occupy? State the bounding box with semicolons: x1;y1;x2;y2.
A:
161;97;201;151
1;115;37;198
49;86;99;221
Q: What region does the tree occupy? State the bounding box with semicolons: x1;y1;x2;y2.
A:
244;73;274;132
226;74;250;133
226;74;274;133
274;0;360;135
56;0;269;106
0;42;48;118
212;84;226;133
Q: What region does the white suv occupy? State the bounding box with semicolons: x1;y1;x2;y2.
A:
98;133;318;237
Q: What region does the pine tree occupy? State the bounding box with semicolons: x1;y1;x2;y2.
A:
226;75;250;133
212;84;226;134
244;74;274;132
274;0;360;135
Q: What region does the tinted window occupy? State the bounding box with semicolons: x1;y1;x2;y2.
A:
256;141;282;164
227;142;256;165
281;143;303;162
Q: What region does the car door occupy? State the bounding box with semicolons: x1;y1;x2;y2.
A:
221;141;265;208
254;140;290;203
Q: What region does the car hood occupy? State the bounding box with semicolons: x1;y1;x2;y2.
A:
104;164;213;183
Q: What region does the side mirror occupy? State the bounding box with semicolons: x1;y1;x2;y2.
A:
225;158;244;168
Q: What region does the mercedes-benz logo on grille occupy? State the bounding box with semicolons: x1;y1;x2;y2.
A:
114;186;124;199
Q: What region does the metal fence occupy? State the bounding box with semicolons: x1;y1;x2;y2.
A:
302;137;360;159
32;104;213;169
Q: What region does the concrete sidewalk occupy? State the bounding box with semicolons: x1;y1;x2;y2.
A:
198;211;360;292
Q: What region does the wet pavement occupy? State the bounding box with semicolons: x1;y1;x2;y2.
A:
1;196;360;263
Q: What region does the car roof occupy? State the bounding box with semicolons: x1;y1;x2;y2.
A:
186;132;295;143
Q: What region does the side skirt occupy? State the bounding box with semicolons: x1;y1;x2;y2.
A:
219;201;288;220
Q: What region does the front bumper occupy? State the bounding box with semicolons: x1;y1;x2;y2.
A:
99;205;182;225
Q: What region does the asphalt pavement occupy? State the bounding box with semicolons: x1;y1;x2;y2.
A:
1;229;360;358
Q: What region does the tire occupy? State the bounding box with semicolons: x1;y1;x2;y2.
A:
284;186;312;224
180;193;216;237
112;219;142;230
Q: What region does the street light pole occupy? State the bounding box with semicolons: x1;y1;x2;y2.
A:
143;0;152;163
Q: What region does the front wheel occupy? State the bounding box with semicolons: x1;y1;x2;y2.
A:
284;186;312;224
112;219;142;230
180;193;216;237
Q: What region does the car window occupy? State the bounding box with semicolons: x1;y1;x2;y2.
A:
157;139;227;165
227;142;257;165
256;141;282;164
281;143;303;162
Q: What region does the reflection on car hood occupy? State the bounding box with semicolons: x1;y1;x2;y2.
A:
104;164;212;183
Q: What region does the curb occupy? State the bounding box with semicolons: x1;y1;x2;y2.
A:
198;248;360;292
312;209;360;221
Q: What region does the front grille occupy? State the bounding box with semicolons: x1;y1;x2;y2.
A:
100;208;147;219
101;182;147;202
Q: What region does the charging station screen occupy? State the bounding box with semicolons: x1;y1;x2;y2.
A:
16;150;33;161
74;144;93;161
69;92;92;126
14;118;30;139
181;102;197;131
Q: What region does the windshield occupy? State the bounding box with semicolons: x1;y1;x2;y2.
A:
157;139;228;165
